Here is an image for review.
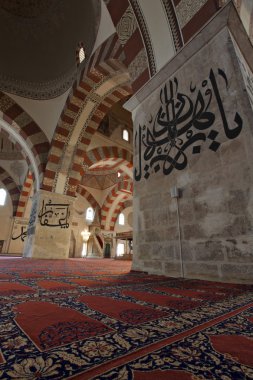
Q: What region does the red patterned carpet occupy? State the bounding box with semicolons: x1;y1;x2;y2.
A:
0;258;252;379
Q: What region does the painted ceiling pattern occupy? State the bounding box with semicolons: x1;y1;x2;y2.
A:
81;173;118;190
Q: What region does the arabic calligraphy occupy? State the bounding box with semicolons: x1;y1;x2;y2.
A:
12;226;27;242
134;68;243;181
38;200;70;228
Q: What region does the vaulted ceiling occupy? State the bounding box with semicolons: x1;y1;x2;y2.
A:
0;0;252;225
0;0;100;99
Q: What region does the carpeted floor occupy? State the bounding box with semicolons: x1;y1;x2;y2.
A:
0;258;252;379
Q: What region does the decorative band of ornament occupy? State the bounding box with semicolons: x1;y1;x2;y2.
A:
161;0;184;51
129;0;157;77
0;65;78;100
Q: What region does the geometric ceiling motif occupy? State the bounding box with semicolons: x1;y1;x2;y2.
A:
81;172;118;190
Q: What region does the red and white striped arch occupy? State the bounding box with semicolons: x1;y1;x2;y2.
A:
83;146;133;177
0;92;49;188
65;76;132;197
104;0;230;91
76;185;101;212
42;34;125;194
44;58;132;197
0;167;20;216
104;0;185;91
104;0;151;91
15;171;33;218
44;0;228;197
101;180;133;231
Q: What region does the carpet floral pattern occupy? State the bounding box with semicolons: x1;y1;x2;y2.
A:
0;258;252;379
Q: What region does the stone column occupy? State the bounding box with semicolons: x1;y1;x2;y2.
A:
23;190;75;259
124;3;253;282
8;217;28;255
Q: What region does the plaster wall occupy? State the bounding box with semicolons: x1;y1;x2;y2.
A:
6;90;70;142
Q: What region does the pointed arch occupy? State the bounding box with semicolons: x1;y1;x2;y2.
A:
15;171;33;218
104;0;151;90
76;185;101;212
42;34;125;194
101;180;132;231
44;58;132;197
0;93;50;188
83;146;133;176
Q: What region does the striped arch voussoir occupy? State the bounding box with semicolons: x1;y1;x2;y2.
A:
43;34;127;193
15;171;33;218
83;146;133;171
101;180;132;231
0;92;50;187
76;185;101;214
45;51;132;196
65;74;132;197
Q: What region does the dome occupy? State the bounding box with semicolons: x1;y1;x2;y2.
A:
0;0;100;99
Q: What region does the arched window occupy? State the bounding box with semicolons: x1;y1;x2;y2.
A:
86;207;94;221
122;129;129;142
76;42;86;66
0;188;6;206
118;213;125;225
79;47;85;63
117;243;125;256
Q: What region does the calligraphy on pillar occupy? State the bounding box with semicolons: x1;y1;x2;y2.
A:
134;68;243;181
12;226;27;242
38;200;70;228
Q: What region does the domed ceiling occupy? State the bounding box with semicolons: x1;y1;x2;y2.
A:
0;0;100;99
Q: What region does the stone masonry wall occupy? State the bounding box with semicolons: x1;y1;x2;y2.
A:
130;5;253;282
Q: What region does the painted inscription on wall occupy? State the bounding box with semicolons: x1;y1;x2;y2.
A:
134;68;243;181
38;200;70;228
12;226;27;241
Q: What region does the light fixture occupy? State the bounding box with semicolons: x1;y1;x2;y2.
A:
170;186;179;198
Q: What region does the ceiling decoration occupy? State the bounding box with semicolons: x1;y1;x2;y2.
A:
0;0;53;18
0;0;101;99
81;172;118;190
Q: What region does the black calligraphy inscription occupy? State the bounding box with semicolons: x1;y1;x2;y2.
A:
134;68;243;181
12;226;27;242
38;200;70;228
